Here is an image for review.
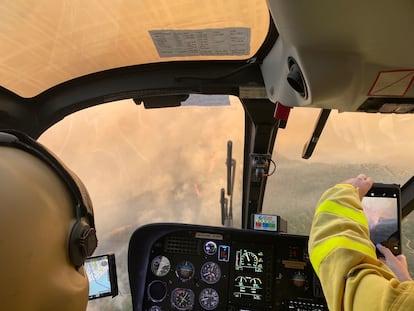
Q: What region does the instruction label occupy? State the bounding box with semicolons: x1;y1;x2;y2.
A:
149;28;250;58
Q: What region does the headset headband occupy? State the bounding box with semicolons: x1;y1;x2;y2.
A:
0;129;97;266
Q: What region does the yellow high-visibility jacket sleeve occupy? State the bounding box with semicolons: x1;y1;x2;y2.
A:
308;183;414;311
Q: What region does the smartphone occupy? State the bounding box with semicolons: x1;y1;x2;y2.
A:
361;183;401;257
85;253;119;300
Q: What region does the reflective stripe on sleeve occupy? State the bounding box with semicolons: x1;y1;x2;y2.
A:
315;201;368;227
310;236;376;275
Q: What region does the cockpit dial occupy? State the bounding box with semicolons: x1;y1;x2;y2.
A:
170;288;195;311
239;251;259;267
151;255;171;277
175;260;195;282
199;288;219;310
235;249;264;272
147;280;167;302
203;241;218;255
200;261;221;284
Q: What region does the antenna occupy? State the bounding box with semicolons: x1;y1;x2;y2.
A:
226;141;232;196
302;109;331;159
220;188;227;225
221;140;236;227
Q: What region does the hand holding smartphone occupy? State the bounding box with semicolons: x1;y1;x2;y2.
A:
361;183;401;257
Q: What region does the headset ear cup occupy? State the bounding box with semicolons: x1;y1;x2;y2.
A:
69;218;98;267
0;130;98;268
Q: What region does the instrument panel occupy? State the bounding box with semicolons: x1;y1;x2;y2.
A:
128;223;327;311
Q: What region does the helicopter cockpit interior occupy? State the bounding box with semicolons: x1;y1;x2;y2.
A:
128;223;326;311
1;1;414;310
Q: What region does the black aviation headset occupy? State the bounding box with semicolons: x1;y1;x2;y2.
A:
0;129;98;268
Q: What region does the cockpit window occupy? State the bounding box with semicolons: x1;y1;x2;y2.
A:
40;98;414;309
40;97;245;310
0;0;269;97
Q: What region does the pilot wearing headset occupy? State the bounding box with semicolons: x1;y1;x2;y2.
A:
0;130;97;311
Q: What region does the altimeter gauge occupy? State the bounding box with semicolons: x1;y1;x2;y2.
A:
200;261;221;284
199;288;219;310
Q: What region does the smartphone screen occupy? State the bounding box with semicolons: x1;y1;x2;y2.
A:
85;253;118;300
361;183;401;256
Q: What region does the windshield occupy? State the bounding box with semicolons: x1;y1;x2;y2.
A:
0;0;269;97
39;99;414;310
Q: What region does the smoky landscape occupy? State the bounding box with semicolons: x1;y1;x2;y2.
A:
40;98;414;310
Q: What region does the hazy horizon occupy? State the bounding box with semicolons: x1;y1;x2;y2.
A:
39;97;414;310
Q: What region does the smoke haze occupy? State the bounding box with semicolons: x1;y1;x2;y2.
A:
39;98;414;310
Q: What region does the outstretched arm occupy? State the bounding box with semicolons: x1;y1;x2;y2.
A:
309;174;414;311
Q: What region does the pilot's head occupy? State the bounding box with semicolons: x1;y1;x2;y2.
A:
0;130;97;311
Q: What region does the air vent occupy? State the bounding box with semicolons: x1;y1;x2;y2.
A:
287;57;308;99
164;236;199;255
